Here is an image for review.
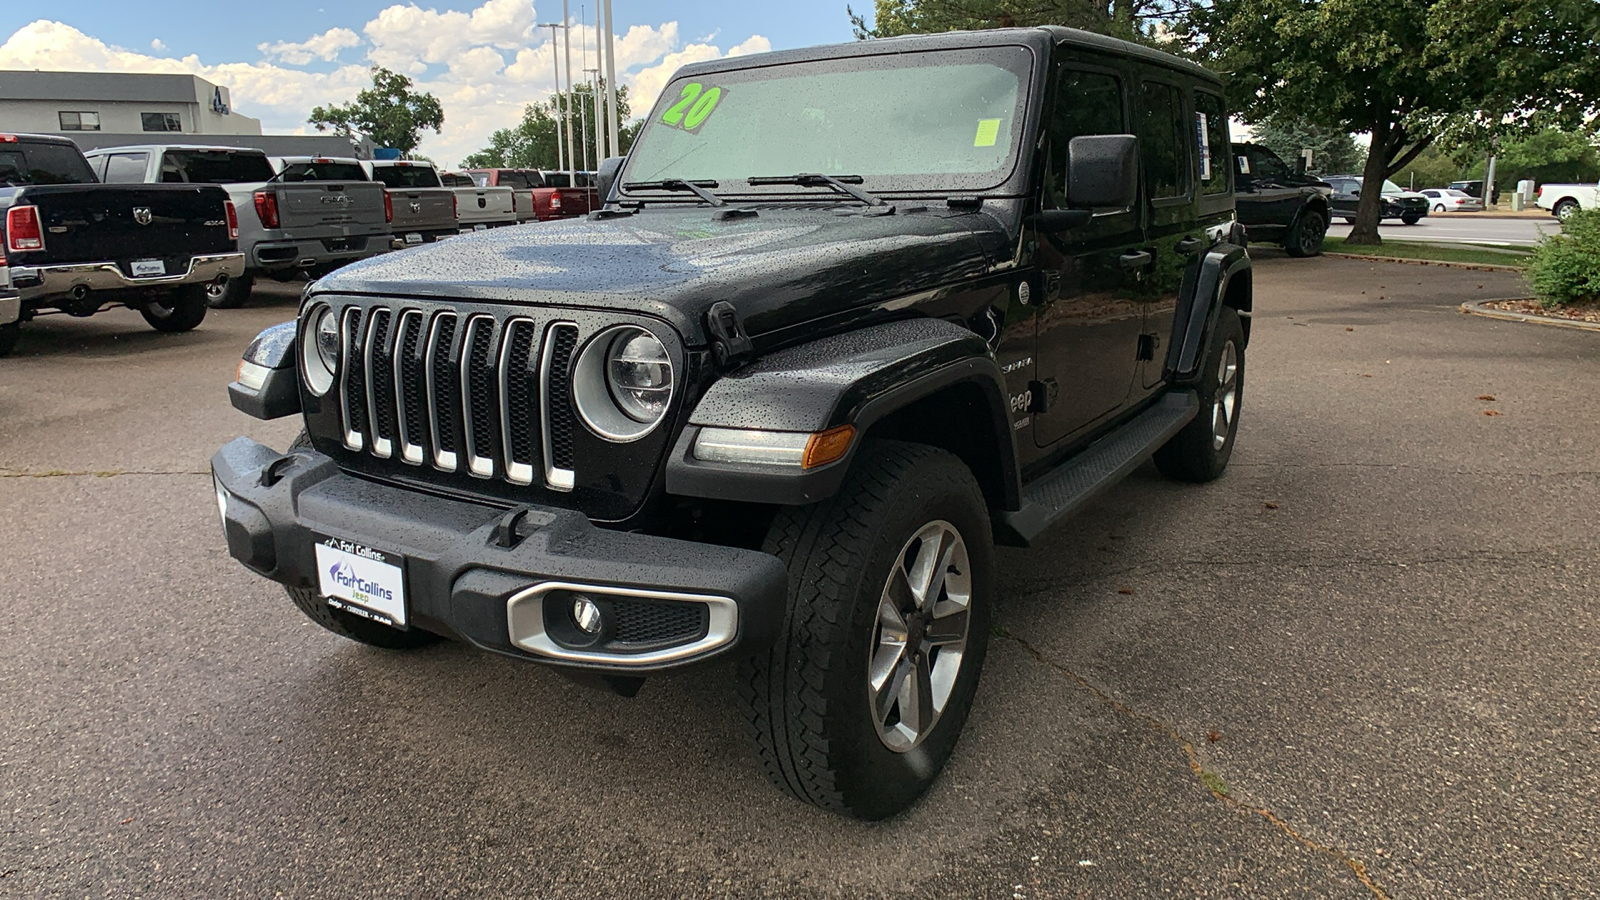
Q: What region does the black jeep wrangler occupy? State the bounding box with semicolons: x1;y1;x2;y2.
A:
214;27;1252;820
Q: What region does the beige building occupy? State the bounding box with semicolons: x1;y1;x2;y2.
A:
0;70;263;137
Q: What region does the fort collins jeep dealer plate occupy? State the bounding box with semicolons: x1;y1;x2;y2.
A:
313;533;408;626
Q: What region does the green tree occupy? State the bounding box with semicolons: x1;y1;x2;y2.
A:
1248;114;1363;175
848;0;1198;46
461;82;640;170
309;67;445;156
1195;0;1600;244
1392;143;1470;191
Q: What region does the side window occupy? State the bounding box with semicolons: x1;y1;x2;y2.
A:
104;153;149;184
1253;148;1291;182
142;112;182;133
1138;81;1189;200
88;154;109;181
1194;91;1229;195
1047;69;1124;207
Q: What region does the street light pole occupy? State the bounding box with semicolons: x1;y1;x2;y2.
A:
602;0;619;157
563;0;575;188
538;22;567;172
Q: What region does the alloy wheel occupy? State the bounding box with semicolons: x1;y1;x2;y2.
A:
1212;340;1239;451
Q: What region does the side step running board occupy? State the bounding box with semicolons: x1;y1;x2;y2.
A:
996;391;1199;547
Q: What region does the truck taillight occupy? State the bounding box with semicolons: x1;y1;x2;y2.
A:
452;194;458;219
224;200;240;240
5;205;43;252
550;190;562;210
383;191;394;224
253;190;280;229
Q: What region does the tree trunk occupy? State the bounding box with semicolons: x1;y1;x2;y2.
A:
1346;119;1395;246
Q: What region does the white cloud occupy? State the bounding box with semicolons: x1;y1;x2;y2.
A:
0;9;771;168
259;27;361;65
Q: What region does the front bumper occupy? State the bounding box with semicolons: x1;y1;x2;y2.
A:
211;437;789;673
12;253;244;301
0;293;18;326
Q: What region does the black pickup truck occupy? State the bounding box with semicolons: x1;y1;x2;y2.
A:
215;27;1252;819
1232;142;1332;257
0;133;243;349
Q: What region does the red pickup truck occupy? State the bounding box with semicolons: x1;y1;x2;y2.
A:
463;168;598;222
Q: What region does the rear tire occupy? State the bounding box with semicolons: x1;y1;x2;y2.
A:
1154;306;1244;484
140;285;208;333
0;321;17;357
1283;208;1326;258
205;273;254;309
740;440;993;820
1433;204;1447;212
1554;199;1579;221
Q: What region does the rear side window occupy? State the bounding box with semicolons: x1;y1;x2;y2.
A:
542;171;572;188
497;171;542;189
276;161;368;182
1194;90;1230;195
1138;82;1189;200
370;165;442;188
1047;69;1124;207
102;153;150;184
440;173;473;187
163;150;274;184
0;142;97;185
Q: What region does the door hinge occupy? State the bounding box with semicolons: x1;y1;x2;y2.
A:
705;301;754;368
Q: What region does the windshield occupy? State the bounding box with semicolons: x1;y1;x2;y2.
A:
1381;180;1406;195
276;161;367;182
623;46;1033;196
370;165;441;188
164;150;275;184
0;142;97;185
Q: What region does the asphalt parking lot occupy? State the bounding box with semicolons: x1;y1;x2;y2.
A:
2;256;1596;899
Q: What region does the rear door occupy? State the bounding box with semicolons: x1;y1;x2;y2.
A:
1030;62;1148;448
1132;78;1204;393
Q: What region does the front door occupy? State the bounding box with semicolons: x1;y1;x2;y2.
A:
1134;79;1206;392
1031;64;1148;448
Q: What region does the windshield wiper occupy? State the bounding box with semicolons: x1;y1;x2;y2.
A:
622;179;726;207
746;173;887;207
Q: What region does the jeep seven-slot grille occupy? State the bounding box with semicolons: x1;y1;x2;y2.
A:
339;305;578;490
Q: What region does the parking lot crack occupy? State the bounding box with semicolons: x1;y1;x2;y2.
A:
1005;632;1392;900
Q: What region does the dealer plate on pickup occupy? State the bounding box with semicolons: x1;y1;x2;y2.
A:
314;533;407;627
404;233;424;245
130;259;166;278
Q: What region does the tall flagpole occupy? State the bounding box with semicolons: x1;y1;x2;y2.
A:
602;0;619;157
562;0;576;186
539;21;566;171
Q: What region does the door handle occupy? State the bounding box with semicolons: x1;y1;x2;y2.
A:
1119;251;1152;270
1175;236;1207;255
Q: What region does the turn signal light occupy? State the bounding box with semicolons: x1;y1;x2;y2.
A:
223;200;239;240
382;191;393;224
6;205;43;252
253;190;280;229
803;425;856;469
550;191;563;210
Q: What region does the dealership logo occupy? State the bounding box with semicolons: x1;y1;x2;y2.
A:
328;560;393;602
132;207;153;225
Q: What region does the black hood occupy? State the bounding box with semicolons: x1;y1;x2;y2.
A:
315;204;1013;345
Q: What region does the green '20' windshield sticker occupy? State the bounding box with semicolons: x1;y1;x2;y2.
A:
660;82;726;133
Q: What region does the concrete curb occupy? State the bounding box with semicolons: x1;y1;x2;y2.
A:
1461;299;1600;333
1322;252;1527;273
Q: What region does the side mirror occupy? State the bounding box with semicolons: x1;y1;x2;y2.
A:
1295;156;1307;176
1351;189;1360;197
229;321;301;420
596;156;625;205
1066;134;1139;210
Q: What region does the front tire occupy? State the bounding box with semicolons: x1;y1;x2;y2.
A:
1154;306;1244;484
140;285;208;333
1401;212;1422;225
205;273;254;309
740;440;993;820
1283;208;1327;258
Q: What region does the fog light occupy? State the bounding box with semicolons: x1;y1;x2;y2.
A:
572;595;604;634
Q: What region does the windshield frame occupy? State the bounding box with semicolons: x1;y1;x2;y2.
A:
618;42;1043;203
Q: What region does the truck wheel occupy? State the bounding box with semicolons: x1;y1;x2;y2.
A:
1283;209;1326;258
205;273;254;309
0;321;17;357
140;285;209;333
1554;199;1579;220
740;440;993;820
1154;306;1244;484
1401;212;1422;225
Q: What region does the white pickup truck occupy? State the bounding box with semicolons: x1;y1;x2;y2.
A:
1536;182;1598;220
438;171;517;232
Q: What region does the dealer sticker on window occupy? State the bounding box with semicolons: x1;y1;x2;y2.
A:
314;534;407;627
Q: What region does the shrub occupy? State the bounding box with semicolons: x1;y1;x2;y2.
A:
1529;208;1600;308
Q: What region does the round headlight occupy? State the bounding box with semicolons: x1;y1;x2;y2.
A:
607;330;672;423
573;325;674;441
302;306;338;395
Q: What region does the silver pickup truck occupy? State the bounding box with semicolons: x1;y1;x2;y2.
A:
87;145;390;308
438;171;518;232
361;160;459;248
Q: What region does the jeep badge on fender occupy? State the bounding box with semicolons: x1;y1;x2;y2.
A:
213;26;1251;820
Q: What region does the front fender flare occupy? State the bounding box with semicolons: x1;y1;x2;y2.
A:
1166;243;1251;385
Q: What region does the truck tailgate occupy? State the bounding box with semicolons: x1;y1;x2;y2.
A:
11;185;233;265
275;182;388;233
455;187;517;225
388;188;456;233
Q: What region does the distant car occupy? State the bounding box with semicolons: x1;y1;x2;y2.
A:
1231;142;1333;257
460;168;544;223
438;172;518;232
1447;180;1501;205
360;159;459;247
1418;188;1484;213
1323;175;1429;225
1535;182;1598;220
535;170;599;220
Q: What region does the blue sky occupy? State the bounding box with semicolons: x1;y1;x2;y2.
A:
0;2;862;164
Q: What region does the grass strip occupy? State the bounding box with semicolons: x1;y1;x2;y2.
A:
1322;236;1531;268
